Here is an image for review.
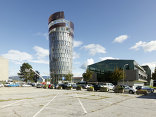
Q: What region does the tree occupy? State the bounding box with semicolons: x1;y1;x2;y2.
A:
33;71;40;83
82;69;93;82
65;73;73;81
18;63;35;82
111;67;124;84
152;67;156;80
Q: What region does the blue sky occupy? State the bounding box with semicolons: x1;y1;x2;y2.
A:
0;0;156;76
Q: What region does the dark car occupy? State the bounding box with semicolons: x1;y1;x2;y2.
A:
136;86;154;93
93;84;104;91
36;84;43;88
58;83;68;89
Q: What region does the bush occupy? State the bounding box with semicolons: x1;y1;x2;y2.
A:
87;86;94;91
43;84;48;89
76;85;82;90
50;85;54;89
57;86;62;89
136;90;148;95
100;87;109;92
114;85;124;93
66;86;72;90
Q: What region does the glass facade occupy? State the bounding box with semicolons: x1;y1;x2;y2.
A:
88;60;135;73
88;59;147;83
48;12;74;83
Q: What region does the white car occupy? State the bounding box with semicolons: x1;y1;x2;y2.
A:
0;83;4;87
4;82;13;87
84;84;93;89
103;83;114;90
22;84;32;87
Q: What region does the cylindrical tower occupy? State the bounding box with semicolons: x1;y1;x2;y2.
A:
48;11;74;83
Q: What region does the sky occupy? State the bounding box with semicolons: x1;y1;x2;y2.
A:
0;0;156;77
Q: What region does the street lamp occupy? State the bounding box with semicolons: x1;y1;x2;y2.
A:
123;64;128;85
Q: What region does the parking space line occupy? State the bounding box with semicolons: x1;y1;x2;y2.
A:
102;99;113;104
76;93;87;114
0;100;23;109
33;93;59;117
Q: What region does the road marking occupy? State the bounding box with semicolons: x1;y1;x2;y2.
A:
33;93;59;117
76;94;87;114
103;99;112;104
0;100;23;109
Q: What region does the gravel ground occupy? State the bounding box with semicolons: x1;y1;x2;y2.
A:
0;87;156;117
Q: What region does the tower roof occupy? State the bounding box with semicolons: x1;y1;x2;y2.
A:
48;11;64;24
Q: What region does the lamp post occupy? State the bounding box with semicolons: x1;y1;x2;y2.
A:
123;64;128;85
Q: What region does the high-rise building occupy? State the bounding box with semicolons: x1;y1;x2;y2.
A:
48;11;74;83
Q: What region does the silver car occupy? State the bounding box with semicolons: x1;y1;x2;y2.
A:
121;85;136;94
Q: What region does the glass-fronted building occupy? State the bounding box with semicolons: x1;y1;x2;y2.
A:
88;59;148;86
48;11;74;83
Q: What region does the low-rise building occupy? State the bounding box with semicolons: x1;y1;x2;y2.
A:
72;77;83;83
0;57;8;81
88;59;148;87
141;65;151;85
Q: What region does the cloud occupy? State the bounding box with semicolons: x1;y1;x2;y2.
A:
81;58;94;69
36;32;49;40
2;50;33;64
33;46;49;59
83;44;106;55
73;72;82;77
2;46;49;65
73;51;79;59
31;59;49;64
113;35;128;43
130;40;156;52
99;57;119;61
142;62;156;72
73;40;83;47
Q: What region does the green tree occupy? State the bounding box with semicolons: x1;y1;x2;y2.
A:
18;63;35;82
82;69;93;82
111;68;124;84
152;67;156;80
65;73;73;81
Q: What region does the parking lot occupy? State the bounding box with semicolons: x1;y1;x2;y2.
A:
0;87;156;117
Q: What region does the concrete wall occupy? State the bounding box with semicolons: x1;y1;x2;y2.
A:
118;81;144;87
0;57;8;81
125;70;136;81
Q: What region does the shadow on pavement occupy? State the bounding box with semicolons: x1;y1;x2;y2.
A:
137;93;156;99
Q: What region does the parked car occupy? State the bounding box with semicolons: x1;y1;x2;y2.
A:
119;85;136;94
71;83;77;89
57;83;67;89
136;86;154;93
77;81;87;89
84;84;93;89
67;83;72;87
48;84;54;89
36;84;43;88
4;82;13;87
93;84;105;91
22;84;32;87
0;83;4;87
7;83;20;87
103;83;114;90
31;83;37;87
